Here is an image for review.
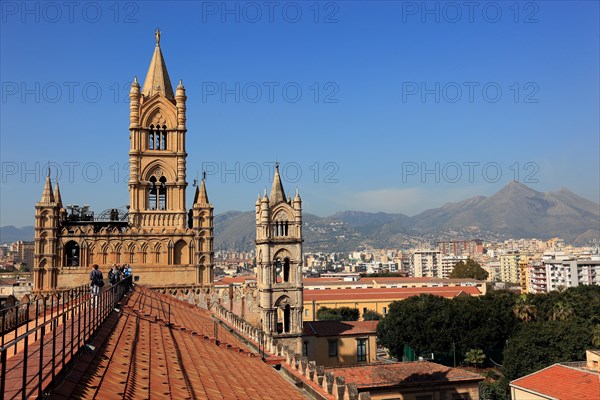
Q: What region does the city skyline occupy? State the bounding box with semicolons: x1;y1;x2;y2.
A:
1;1;599;227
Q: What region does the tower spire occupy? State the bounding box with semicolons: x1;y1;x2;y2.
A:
54;180;63;207
141;28;174;99
40;172;55;204
194;173;209;205
198;175;209;204
269;162;286;205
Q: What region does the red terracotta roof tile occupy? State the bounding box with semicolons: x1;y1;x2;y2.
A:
331;361;484;389
511;364;600;400
303;277;483;286
303;321;378;337
304;286;481;302
216;276;256;285
54;287;307;399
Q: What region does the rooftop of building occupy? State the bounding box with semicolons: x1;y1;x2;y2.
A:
303;320;378;337
48;286;307;399
330;361;484;390
215;275;257;285
510;363;600;400
303;276;484;286
304;286;482;302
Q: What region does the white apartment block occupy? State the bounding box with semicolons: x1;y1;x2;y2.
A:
412;250;442;278
441;255;468;279
543;254;600;292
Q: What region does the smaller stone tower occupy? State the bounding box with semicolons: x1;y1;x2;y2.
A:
256;164;304;351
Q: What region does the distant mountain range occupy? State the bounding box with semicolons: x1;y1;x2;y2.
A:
2;182;599;251
213;182;599;252
0;225;35;244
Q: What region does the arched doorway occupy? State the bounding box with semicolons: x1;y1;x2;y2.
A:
174;240;188;265
64;241;80;267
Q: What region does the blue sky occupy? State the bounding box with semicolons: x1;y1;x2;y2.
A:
1;1;599;227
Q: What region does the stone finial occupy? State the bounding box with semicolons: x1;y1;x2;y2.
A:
325;371;335;394
335;376;346;399
316;365;325;387
308;361;316;381
300;356;308;376
347;384;359;400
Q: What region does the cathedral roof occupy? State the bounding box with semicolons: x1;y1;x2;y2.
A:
269;163;286;206
53;287;307;399
141;29;175;100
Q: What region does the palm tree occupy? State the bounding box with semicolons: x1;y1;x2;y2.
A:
550;301;574;321
513;294;538;322
464;348;486;368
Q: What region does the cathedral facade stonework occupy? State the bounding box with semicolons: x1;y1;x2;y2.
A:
33;31;214;291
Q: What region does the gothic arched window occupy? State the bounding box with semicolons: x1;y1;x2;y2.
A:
149;125;155;150
283;258;290;282
149;176;158;210
161;125;167;150
159;176;167;210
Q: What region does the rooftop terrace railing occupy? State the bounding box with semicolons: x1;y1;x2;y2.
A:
1;281;94;349
0;276;132;400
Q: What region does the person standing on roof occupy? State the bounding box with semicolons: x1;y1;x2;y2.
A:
90;264;104;308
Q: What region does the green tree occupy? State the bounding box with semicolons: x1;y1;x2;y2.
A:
449;258;488;281
592;324;600;347
464;348;485;368
479;378;510;400
550;301;574;321
503;319;592;380
377;295;454;361
316;307;359;321
362;309;383;321
513;294;538;322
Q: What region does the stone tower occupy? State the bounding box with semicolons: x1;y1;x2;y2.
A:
256;164;303;351
127;29;188;230
192;176;214;285
32;30;214;290
33;171;61;291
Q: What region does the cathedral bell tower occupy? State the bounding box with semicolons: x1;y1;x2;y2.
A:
33;171;61;291
127;29;188;230
256;164;303;351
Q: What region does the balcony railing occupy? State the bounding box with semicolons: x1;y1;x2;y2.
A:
0;277;132;400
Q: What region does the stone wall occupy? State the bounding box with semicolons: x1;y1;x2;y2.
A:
213;303;372;400
58;265;198;289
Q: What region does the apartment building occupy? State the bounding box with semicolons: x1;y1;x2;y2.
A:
412;250;442;278
499;251;520;284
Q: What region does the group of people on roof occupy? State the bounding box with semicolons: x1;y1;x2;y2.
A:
108;264;132;285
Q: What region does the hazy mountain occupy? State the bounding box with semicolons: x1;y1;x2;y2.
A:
0;225;35;244
213;182;598;251
3;183;598;250
412;182;599;240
